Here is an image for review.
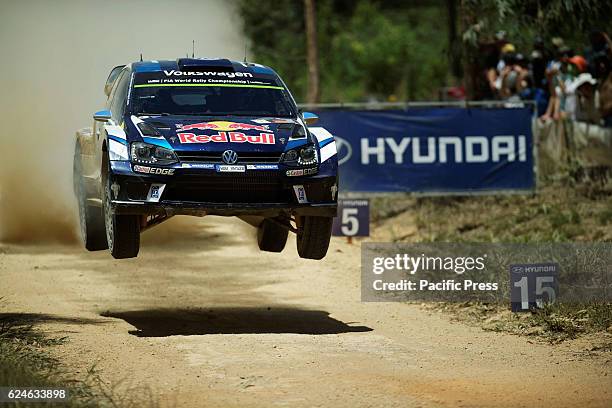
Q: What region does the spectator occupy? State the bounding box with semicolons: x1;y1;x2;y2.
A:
601;74;612;127
489;43;517;99
474;31;611;126
541;41;573;121
499;52;529;101
566;73;599;122
589;31;612;126
482;39;510;99
530;37;549;91
586;30;611;80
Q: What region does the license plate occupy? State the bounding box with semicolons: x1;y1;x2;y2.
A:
216;165;245;173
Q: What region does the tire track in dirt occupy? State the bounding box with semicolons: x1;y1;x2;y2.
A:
0;216;610;407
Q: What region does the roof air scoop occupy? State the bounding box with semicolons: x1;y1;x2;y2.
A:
176;58;234;72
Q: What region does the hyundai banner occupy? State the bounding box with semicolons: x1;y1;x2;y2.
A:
314;108;534;193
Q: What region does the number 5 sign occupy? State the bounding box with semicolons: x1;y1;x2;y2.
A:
332;199;369;237
510;263;559;312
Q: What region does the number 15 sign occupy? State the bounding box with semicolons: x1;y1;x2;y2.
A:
332;199;370;237
510;263;559;312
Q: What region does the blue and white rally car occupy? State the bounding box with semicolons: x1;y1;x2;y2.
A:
73;58;338;259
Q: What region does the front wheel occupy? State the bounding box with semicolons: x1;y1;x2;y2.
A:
103;169;140;259
296;216;333;260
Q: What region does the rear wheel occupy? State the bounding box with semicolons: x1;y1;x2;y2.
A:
296;216;333;260
102;164;140;259
74;143;107;251
76;180;108;251
257;218;289;252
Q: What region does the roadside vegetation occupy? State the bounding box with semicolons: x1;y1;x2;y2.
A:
0;306;154;407
433;302;612;346
372;181;612;244
370;174;612;345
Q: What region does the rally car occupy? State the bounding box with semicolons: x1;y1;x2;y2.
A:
73;58;338;259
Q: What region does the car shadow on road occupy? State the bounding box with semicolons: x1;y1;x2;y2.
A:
101;307;372;337
0;312;105;327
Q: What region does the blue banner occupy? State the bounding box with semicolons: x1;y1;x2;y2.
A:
314;108;534;193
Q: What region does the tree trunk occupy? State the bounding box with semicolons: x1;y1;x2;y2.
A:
304;0;320;104
446;0;462;79
459;0;478;99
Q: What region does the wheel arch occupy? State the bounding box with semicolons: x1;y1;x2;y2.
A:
101;144;109;180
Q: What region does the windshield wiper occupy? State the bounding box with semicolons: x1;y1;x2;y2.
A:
136;112;171;116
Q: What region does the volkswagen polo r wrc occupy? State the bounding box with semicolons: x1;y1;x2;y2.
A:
73;58;338;259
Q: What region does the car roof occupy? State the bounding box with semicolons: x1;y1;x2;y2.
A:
130;58;277;77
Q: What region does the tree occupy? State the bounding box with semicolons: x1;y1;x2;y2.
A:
447;0;462;80
304;0;321;104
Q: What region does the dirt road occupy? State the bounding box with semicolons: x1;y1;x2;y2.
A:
1;216;610;407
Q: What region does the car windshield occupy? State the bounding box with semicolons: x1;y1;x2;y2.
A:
130;71;296;117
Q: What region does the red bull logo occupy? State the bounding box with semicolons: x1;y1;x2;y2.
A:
178;121;271;132
178;132;276;145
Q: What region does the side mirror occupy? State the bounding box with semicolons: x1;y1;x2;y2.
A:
302;111;319;126
93;110;112;122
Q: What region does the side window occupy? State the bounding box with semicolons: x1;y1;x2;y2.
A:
105;70;124;109
104;65;125;97
110;70;130;122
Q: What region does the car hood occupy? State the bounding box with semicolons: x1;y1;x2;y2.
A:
132;115;301;153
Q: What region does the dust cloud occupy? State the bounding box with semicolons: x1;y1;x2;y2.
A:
0;0;245;244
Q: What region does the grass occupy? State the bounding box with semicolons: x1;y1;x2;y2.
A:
370;176;612;344
0;318;64;388
0;313;95;407
0;310;157;407
598;208;612;225
371;179;612;244
432;301;612;345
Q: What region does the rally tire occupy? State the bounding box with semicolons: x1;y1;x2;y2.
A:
297;216;333;260
77;182;108;251
74;143;107;251
103;165;140;259
257;219;289;252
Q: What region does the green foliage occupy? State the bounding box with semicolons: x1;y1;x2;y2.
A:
238;0;308;98
462;0;612;50
237;0;449;102
326;2;449;101
598;208;612;225
237;0;610;102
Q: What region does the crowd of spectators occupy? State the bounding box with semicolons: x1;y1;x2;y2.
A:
481;30;612;127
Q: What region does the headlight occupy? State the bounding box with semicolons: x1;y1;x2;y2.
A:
284;150;298;161
298;145;317;165
130;142;178;165
281;144;318;167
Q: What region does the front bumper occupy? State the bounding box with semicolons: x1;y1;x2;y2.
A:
111;200;337;217
109;161;338;218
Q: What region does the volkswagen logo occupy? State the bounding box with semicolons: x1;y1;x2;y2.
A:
334;136;352;166
222;150;238;164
